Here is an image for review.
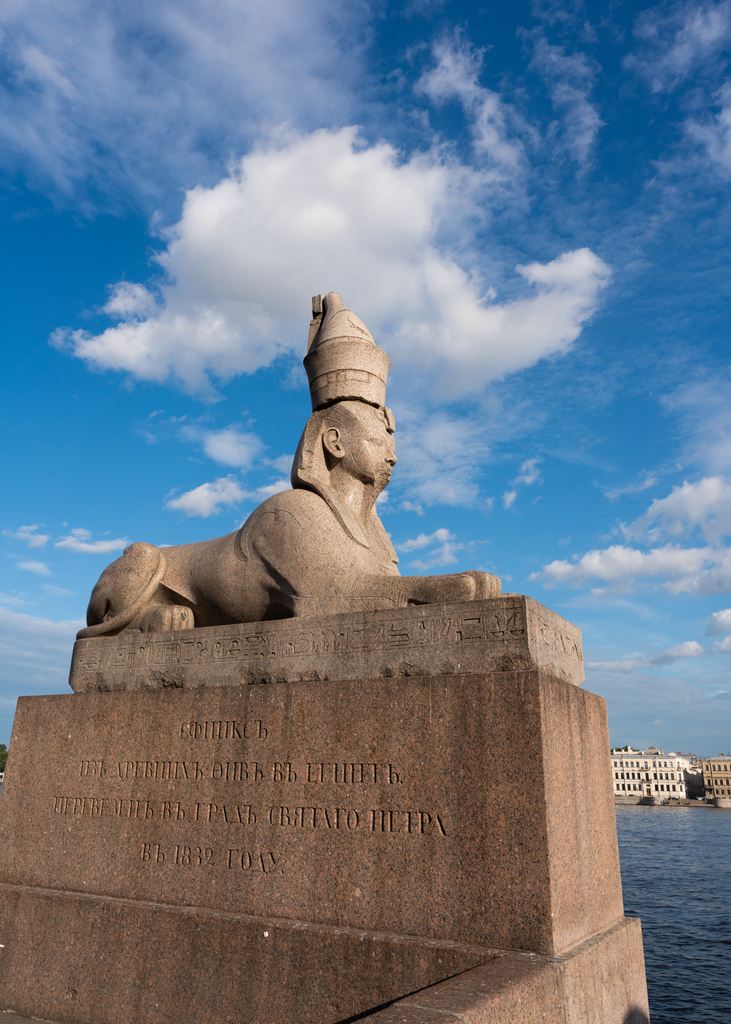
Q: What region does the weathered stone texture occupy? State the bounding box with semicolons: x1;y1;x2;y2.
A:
0;598;647;1024
1;664;611;956
0;883;489;1024
360;918;649;1024
69;595;584;693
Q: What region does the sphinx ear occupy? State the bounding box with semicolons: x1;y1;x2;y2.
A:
323;427;345;460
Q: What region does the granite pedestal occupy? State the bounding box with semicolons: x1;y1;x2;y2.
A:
0;598;649;1023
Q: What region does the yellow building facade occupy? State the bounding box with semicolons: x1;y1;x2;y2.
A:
702;756;731;802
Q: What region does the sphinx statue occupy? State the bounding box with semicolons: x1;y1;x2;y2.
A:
78;292;500;639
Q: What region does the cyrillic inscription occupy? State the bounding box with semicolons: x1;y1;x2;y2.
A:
53;796;154;819
52;796;448;837
193;802;257;824
267;806;448;835
75;759;404;786
227;849;282;873
117;760;204;781
305;762;401;784
179;719;267;740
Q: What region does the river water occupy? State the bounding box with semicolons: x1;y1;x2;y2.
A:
616;805;731;1023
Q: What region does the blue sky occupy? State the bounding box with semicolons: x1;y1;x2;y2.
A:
1;0;731;754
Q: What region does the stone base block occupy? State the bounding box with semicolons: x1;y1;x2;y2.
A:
0;884;648;1024
362;917;650;1024
0;882;487;1024
68;596;584;692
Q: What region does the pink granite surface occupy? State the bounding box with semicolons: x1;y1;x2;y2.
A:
0;666;618;955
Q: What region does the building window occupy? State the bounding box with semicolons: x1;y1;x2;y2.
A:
672;785;676;791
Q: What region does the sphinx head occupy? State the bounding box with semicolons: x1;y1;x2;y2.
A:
292;400;396;501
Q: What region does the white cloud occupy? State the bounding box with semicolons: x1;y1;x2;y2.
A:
514;457;543;487
0;0;366;210
627;1;731;93
714;635;731;652
52;127;610;399
54;528;130;554
532;542;731;595
104;281;159;319
539;454;731;595
587;639;707;672
3;525;50;548
707;608;731;634
503;456;543;509
17;561;51;576
396;527;454;552
398;500;425;515
687;82;731;174
603;472;660;501
181;425;264;468
0;609;84;702
252;479;290;500
165;476;246;518
626;475;731;543
416;34;523;169
42;584;76;597
394;527;462;569
266;454;295;474
0;594;30;608
165;473;289;518
19;44;79;101
391;403;492;507
663;378;731;475
528;34;603;165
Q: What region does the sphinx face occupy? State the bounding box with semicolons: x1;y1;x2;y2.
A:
339;406;397;497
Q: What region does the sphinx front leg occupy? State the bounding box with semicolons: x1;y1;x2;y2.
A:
352;570;501;611
133;605;195;633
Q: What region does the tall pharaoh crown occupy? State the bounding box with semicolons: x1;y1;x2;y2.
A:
303;292;391;411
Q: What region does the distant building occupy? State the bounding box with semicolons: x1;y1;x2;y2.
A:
610;746;689;800
681;763;706;800
701;757;731;802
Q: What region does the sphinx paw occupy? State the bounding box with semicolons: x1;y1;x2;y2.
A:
135;605;195;633
462;570;501;599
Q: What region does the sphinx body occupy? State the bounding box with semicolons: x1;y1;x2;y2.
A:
79;296;500;639
81;485;400;636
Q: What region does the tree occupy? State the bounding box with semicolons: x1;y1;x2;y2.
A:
0;744;7;772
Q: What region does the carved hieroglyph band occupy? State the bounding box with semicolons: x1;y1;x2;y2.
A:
69;597;584;691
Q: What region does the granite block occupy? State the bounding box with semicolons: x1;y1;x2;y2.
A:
68;596;584;693
0;667;619;956
0;882;490;1024
360;918;649;1024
